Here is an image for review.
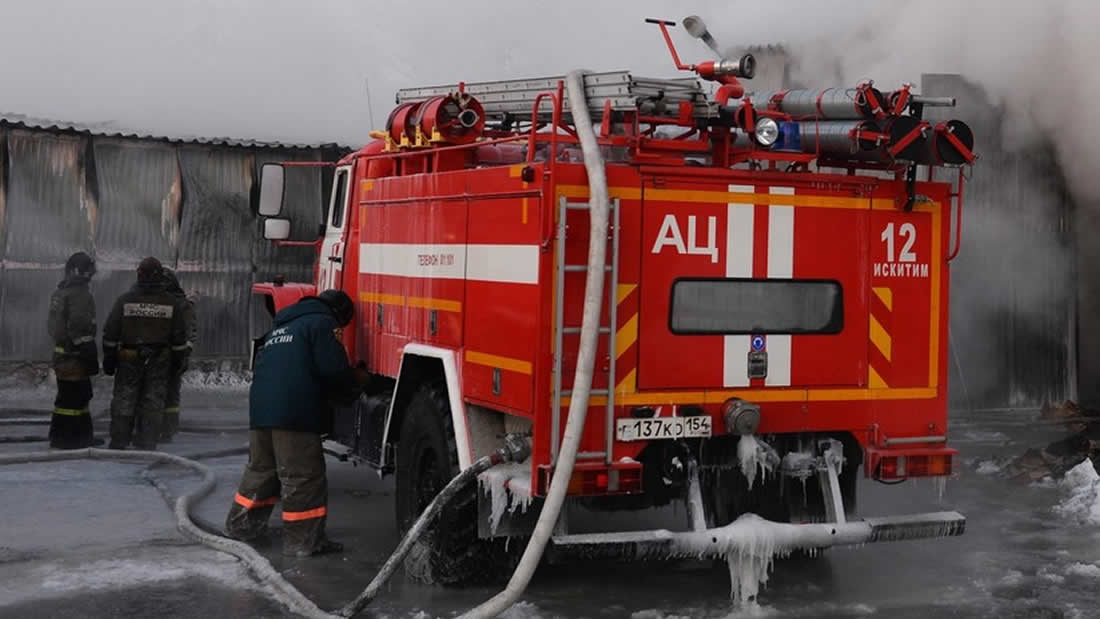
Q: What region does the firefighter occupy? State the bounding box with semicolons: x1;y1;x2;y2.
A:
102;257;190;450
46;251;102;449
159;267;196;443
225;290;364;558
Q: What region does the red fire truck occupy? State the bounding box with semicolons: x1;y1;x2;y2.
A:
254;17;975;586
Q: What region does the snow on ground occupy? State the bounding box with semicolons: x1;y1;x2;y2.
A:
1054;460;1100;525
629;602;877;618
180;368;252;391
1064;562;1100;579
975;459;1003;475
0;547;259;607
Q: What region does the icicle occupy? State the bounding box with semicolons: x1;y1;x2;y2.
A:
477;463;534;536
933;476;947;503
737;434;774;490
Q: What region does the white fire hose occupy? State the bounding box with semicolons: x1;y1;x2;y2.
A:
460;69;610;619
0;440;533;619
0;447;335;619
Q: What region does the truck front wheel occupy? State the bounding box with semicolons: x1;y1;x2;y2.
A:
393;383;514;585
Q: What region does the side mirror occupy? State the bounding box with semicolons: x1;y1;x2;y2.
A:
258;163;285;217
263;218;292;240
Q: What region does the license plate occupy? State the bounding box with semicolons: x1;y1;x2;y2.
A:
615;416;712;442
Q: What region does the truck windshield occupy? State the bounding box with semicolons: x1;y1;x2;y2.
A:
669;278;844;335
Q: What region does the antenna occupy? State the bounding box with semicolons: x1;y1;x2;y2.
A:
364;77;376;129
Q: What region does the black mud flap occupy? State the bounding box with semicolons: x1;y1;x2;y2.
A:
329;394;390;471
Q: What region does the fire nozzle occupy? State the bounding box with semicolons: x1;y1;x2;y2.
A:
646;16;755;105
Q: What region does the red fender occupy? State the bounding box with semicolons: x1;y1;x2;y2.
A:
252;281;316;316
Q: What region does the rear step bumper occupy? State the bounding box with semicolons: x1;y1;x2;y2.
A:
550;511;966;560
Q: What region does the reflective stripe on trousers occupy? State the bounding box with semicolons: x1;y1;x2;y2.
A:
234;492;278;510
282;506;327;522
53;407;90;416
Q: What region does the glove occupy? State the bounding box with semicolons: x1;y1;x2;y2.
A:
103;351;117;376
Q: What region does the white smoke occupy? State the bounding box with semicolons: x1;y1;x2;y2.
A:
717;0;1100;203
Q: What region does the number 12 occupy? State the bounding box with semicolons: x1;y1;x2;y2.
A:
881;222;917;262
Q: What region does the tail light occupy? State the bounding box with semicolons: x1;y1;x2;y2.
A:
868;447;956;480
537;462;643;496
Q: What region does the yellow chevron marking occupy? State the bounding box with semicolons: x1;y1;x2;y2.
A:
869;365;889;389
615;314;638;357
617;283;637;305
873;287;893;311
869;315;892;361
615;368;637;396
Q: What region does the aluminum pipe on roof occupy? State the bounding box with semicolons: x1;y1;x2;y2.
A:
753;87;886;120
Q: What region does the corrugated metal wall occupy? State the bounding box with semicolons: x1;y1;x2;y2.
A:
0;126;336;361
923;74;1075;412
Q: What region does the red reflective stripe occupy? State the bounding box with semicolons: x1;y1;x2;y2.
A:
234;493;278;510
282;506;327;522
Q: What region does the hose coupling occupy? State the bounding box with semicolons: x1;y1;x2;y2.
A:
496;433;531;464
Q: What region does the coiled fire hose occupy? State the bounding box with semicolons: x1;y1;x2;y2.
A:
460;68;610;619
0;439;530;619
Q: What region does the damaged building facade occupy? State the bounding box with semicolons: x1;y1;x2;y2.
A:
0;114;346;364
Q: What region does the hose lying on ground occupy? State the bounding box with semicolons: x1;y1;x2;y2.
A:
142;445;250;537
0;448;336;619
460;69;610;619
337;440;529;618
0;435;49;443
0;418;51;426
2;439;531;618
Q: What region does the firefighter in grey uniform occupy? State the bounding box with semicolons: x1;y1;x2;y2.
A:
159;267;196;443
46;252;102;449
102;257;190;450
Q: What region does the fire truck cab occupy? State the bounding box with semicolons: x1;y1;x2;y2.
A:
254;17;975;590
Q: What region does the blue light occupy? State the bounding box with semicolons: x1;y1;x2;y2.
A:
773;122;801;151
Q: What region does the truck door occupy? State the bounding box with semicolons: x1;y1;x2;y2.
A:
318;166;352;291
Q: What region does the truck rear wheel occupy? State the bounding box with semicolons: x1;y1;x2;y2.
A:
394;383;514;585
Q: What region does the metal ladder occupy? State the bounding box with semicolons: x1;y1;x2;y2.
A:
551;196;621;466
396;71;707;123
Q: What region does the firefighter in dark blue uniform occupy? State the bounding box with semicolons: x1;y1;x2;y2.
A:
226;290;364;557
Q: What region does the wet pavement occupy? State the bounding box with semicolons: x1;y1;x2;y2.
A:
2;381;1100;618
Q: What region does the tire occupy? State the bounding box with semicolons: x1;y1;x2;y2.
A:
393;383;515;586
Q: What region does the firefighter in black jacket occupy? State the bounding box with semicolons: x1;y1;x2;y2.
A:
102;257;190;450
46;252;101;449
